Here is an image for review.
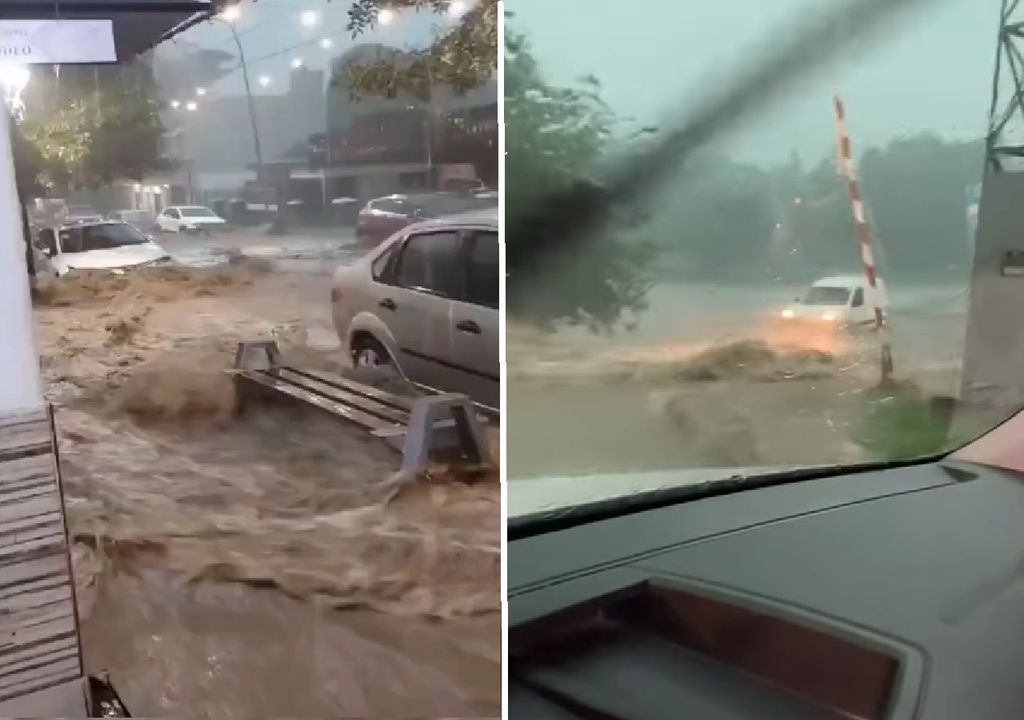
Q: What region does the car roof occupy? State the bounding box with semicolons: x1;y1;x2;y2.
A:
812;274;882;288
408;206;499;231
54;220;124;230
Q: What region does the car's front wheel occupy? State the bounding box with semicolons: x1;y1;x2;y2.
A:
351;335;392;371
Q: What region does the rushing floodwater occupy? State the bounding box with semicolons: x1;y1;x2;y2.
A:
508;280;970;480
34;263;500;717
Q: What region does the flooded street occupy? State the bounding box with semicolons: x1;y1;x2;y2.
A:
508;281;969;480
34;250;500;717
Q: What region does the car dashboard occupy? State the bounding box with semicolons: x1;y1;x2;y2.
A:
509;459;1024;719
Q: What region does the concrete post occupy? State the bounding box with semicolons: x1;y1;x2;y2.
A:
0;109;44;414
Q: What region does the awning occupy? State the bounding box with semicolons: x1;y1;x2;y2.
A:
0;1;214;59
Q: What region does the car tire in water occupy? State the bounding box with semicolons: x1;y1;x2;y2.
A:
351;335;392;370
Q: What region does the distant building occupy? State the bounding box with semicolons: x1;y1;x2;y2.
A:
293;43;497;207
158;66;326;205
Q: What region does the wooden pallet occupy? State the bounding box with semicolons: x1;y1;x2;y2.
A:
0;408;85;710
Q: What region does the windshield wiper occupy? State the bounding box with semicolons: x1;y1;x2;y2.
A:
507;0;941;279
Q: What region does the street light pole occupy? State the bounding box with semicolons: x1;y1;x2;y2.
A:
217;18;265;181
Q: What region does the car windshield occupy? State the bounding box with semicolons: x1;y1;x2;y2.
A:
60;223;149;251
180;207;217;218
803;287;851;305
120;211;152;222
506;0;1011;516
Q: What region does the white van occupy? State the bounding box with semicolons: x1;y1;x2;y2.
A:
780;274;887;327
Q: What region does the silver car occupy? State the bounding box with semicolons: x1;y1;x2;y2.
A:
331;208;499;410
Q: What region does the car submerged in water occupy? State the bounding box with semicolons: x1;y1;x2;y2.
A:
780;274;889;327
35;220;173;277
156;205;227;235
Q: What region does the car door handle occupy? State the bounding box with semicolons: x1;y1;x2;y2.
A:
379;298;397;311
456;320;481;334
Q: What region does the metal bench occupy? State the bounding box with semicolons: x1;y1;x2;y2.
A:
231;341;495;477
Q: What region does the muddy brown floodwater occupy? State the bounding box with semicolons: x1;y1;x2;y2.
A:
506;319;962;479
34;266;500;717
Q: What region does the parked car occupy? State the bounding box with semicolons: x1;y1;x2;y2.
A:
36;221;172;276
355;192;498;248
332;207;499;409
65;205;103;225
108;209;160;235
780;274;888;327
156;205;227;234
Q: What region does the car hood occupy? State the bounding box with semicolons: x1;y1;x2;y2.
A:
63;242;170;270
509;464;811;524
783;303;851;319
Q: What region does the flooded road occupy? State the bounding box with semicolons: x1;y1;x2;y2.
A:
34;257;500;717
508;281;969;479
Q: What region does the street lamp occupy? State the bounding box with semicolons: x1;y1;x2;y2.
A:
319;38;334;50
220;4;241;22
212;11;266;185
291;57;304;69
258;74;272;88
170;99;181;109
185;100;198;112
299;10;320;28
196;86;207;97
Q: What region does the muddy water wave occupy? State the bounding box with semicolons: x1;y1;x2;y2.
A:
33;267;500;715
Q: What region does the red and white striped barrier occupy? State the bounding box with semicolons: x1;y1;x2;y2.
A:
833;94;894;380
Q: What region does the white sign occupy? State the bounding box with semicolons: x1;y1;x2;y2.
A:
0;20;116;64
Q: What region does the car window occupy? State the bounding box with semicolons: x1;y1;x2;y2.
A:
372;242;398;281
851;287;864;307
466;231;499;308
180;207;217;218
395;231;462;297
80;224;148;251
803;286;850;305
37;229;56;255
373;199;408;214
166;209;180;219
58;228;82;253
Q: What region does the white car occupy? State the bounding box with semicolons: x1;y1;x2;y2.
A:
780;274;888;326
36;221;172;277
156;205;227;234
331;208;499;409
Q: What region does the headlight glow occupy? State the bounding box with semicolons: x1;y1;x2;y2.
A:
822;312;836;322
781;308;795;319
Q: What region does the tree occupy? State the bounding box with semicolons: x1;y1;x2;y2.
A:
504;27;654;330
18;61;171;192
341;0;498;100
860;134;981;281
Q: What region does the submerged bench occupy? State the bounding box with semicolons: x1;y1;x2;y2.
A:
231;341;496;477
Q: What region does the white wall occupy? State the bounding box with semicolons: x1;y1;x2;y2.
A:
0;110;44;414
